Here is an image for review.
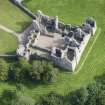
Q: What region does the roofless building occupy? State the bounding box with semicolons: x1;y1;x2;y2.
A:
17;11;97;71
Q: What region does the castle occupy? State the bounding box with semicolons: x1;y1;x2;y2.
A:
17;10;97;71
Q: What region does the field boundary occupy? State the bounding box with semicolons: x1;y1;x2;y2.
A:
74;28;101;74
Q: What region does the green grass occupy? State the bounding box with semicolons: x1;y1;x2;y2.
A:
22;0;105;98
0;0;105;101
0;0;31;53
0;0;31;32
0;29;18;54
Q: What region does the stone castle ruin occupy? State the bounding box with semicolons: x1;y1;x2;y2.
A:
17;10;97;71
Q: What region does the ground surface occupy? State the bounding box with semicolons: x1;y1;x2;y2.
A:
0;0;31;54
0;29;18;54
0;0;105;102
23;0;105;98
0;0;31;32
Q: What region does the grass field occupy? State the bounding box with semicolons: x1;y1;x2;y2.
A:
0;0;105;101
0;0;31;32
23;0;105;98
0;0;31;53
0;29;18;54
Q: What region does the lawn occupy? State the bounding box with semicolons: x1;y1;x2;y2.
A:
0;29;18;54
0;0;31;53
0;0;105;101
0;0;31;32
22;0;105;98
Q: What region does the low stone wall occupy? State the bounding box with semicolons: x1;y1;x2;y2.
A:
0;54;17;59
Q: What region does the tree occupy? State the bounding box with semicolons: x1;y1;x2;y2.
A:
36;92;64;105
86;83;105;105
42;61;58;83
29;61;58;83
8;58;31;82
0;90;17;105
68;87;88;105
29;61;44;81
0;59;8;81
9;59;58;83
13;95;35;105
0;89;34;105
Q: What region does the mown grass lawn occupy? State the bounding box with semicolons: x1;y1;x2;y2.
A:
0;0;31;32
0;0;31;53
0;0;105;101
0;29;18;54
22;0;105;99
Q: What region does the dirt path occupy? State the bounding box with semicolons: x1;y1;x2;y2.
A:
0;24;19;37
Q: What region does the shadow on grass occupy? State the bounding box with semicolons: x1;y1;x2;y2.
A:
94;70;105;84
5;51;16;55
22;0;32;5
6;79;53;90
16;21;31;33
0;51;17;62
53;64;73;74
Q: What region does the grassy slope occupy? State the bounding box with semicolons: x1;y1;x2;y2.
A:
0;0;31;32
0;0;105;101
0;29;18;54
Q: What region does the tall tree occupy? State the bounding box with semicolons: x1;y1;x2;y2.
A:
0;59;8;81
